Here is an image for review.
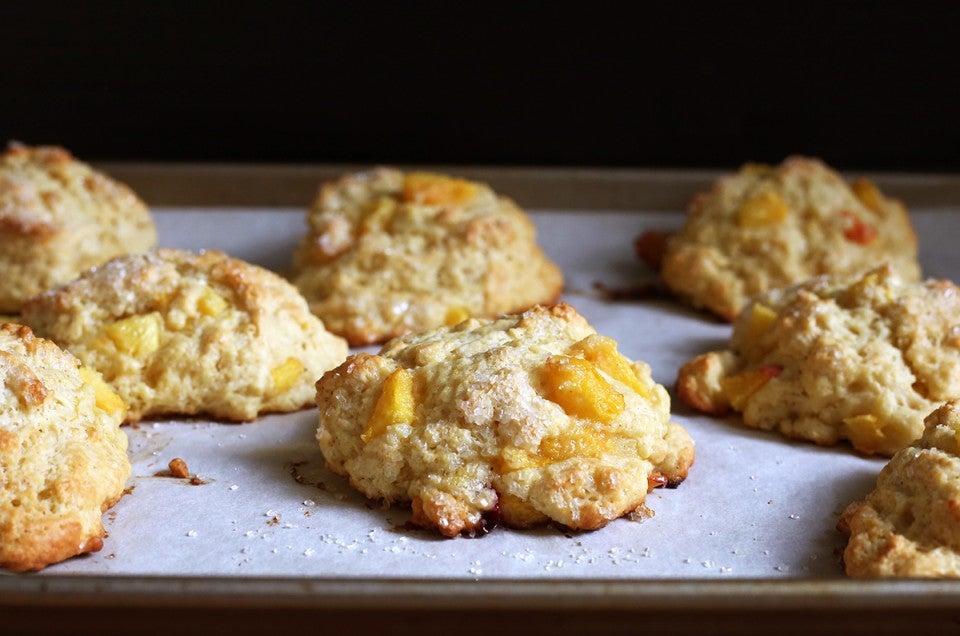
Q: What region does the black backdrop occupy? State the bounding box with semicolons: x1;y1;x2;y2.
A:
3;2;959;170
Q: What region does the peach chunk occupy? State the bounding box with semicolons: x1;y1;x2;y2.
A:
540;355;625;423
851;178;884;214
197;288;229;317
568;334;649;398
738;191;789;227
362;367;415;442
719;365;782;412
106;312;162;357
402;172;479;206
539;432;611;461
78;366;126;418
843;414;917;456
270;357;305;396
743;302;778;342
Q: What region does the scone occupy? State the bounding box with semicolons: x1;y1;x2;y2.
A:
316;303;694;537
676;265;960;456
22;248;348;423
651;156;919;320
291;168;564;345
839;401;960;577
0;143;156;313
1;323;130;572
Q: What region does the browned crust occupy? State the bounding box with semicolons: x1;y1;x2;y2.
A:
634;229;672;271
659;422;696;486
675;352;732;415
0;514;105;573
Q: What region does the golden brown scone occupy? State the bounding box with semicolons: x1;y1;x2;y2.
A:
22;248;348;423
658;156;920;320
316;303;694;537
839;400;960;577
291;168;564;345
0;143;156;313
676;265;960;456
0;323;129;572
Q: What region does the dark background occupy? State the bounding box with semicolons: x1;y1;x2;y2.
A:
3;2;959;171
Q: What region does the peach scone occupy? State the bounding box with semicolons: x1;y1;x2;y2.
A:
316;303;694;536
839;400;960;577
677;265;960;456
641;156;919;320
0;143;156;312
22;248;348;422
291;168;564;345
0;323;129;572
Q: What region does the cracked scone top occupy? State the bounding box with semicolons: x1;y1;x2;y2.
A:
316;303;694;537
0;143;156;312
22;248;348;423
676;265;960;456
657;156;919;320
0;323;130;572
291;168;564;345
839;401;960;577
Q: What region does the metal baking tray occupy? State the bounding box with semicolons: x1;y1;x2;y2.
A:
3;165;959;634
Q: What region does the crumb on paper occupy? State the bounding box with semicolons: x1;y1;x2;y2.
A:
186;530;198;537
229;484;239;491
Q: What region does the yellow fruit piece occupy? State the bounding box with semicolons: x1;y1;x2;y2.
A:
843;414;916;455
496;432;611;473
79;366;126;418
402;172;479;206
106;312;162;357
358;196;398;235
738;191;789;227
539;432;610;461
270;357;304;396
443;306;471;326
852;178;884;214
743;303;778;341
568;334;649;398
495;447;543;472
843;414;883;453
842;271;893;305
362;368;416;443
540;355;625;423
720;366;780;412
197;288;229;317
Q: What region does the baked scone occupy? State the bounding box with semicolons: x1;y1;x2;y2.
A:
316;303;694;537
0;143;156;313
291;168;564;345
22;248;348;423
0;323;129;572
652;156;920;320
839;400;960;577
676;265;960;456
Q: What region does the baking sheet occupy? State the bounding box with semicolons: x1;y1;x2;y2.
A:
8;206;960;581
